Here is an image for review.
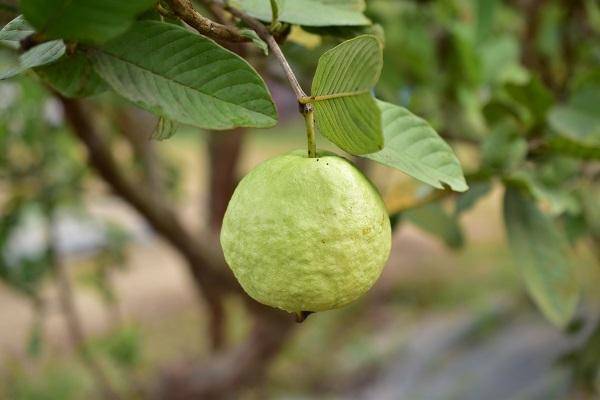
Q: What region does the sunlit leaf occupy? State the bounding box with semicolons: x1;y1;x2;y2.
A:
311;35;383;155
366;101;468;192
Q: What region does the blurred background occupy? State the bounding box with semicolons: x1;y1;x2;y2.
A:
1;0;599;399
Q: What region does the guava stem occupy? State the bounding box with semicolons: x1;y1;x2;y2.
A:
303;105;317;158
294;311;314;323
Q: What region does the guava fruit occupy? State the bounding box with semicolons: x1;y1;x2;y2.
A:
220;149;391;314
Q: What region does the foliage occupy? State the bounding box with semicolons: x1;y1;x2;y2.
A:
0;0;599;396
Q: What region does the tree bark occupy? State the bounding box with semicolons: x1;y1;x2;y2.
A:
207;129;245;232
158;307;293;399
59;96;237;317
59;96;296;396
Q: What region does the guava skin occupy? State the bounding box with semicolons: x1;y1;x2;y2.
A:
220;149;392;313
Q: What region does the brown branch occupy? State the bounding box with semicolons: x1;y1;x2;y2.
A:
160;307;294;399
58;97;240;352
207;129;245;231
167;0;249;43
114;108;164;197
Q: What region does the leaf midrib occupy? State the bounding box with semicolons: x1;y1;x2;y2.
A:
95;48;275;121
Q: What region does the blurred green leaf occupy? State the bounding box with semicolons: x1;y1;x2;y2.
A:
404;203;464;249
232;0;370;26
21;0;155;44
503;187;579;327
561;212;588;245
479;35;528;85
547;85;600;158
0;40;65;80
547;135;600;160
580;183;600;237
0;15;34;43
448;24;481;87
505;76;553;129
311;35;383;155
26;316;44;358
35;51;108;98
506;170;580;216
366;100;468;192
91;21;277;130
302;24;385;43
100;326;142;369
455;181;492;215
481;123;528;171
475;0;497;43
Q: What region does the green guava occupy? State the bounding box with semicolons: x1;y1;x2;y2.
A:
220;149;392;313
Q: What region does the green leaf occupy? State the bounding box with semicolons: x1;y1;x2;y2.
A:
455;181;492;215
0;40;65;80
505;170;580;216
239;28;268;55
21;0;155;44
505;75;553;129
503;187;579;327
580;183;600;237
0;15;34;42
547;135;600;160
302;24;385;44
404;203;464;249
152;117;179;141
91;21;277;130
481;122;528;171
35;51;107;98
547;85;600;159
232;0;370;26
475;0;497;43
366;101;468;192
311;35;383;155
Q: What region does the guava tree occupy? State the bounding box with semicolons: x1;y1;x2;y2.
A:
0;0;598;398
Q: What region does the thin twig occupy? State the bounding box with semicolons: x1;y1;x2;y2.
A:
224;4;307;101
167;0;249;43
219;3;321;158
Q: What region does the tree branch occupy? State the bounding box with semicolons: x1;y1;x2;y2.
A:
224;4;308;101
167;0;250;43
160;307;294;398
58;97;240;349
